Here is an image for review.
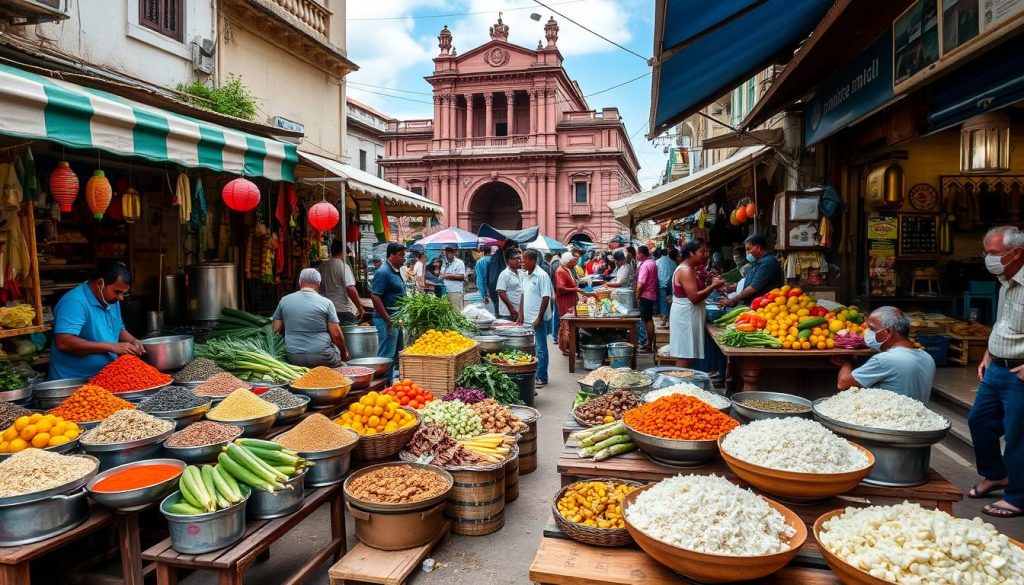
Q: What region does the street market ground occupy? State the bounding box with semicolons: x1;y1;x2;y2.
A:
161;343;1022;585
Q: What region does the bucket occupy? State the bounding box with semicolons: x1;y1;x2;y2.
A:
581;344;606;370
348;501;446;550
607;342;633;368
444;467;505;536
507;371;536;407
503;455;519;503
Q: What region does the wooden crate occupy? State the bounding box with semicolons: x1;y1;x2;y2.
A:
399;342;480;395
948;334;989;367
329;522;450;585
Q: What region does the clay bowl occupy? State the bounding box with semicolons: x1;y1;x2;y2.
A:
718;436;875;502
622;484;806;583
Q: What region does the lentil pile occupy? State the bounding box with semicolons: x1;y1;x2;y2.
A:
738;398;810;414
574;389;642;426
291;366;350;389
89;355;172;392
173;358;224;383
194;372;250;397
273;414;357;452
207;388;278;421
165;421;241;447
49;384;135;422
259;387;307;409
81;410;174;445
0;401;31;430
335;366;373;378
137;386;210;413
346;464;449;504
0;449;98;498
623;395;739;440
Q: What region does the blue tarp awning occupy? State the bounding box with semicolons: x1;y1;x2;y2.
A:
648;0;833;139
928;44;1024;132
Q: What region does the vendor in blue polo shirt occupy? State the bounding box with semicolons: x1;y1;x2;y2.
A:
49;261;144;380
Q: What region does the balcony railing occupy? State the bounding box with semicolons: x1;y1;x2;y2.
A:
273;0;331;37
561;108;621;123
570;203;591;216
387;119;433;133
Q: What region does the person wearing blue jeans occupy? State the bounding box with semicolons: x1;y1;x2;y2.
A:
967;225;1024;519
551;304;560;344
518;249;553;387
370;242;408;385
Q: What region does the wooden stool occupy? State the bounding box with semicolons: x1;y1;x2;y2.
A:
910;268;940;296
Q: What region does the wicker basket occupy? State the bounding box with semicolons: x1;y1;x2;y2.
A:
552;478;646;547
353;408;421;461
399;342;481;396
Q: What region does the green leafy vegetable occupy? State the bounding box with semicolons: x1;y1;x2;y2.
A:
195;336;305;382
455;364;522;405
394;293;478;340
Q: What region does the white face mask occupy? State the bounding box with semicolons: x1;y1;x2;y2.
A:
985;253;1008;275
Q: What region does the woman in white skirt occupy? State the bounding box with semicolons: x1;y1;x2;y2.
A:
669;241;723;366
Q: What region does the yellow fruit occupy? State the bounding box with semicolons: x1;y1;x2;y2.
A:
364;428;377;436
49;435;70;447
8;438;27;453
13;416;29;432
372;406;384;417
31;433;51;448
801;342;811;350
35;419;53;433
826;339;836;349
51;423;66;437
28;413;41;424
20;425;37;441
65;422;80;434
2;427;16;442
367;415;380;428
0;441;7;453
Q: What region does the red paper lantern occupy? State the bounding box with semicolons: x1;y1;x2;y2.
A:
49;161;79;212
308;200;340;231
222;177;260;212
108;194;125;221
85;170;112;219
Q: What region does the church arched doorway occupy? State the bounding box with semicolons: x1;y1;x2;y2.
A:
468;181;522;232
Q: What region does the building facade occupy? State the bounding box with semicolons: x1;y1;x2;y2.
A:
346;97;391;178
381;16;640;244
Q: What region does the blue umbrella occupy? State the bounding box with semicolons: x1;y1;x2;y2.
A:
417;227;498;250
525;235;568;254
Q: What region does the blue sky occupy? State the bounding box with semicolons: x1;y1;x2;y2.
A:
345;0;668;189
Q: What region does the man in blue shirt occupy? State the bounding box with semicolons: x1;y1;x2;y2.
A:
49;261;144;380
371;242;408;384
475;246;492;314
720;234;784;308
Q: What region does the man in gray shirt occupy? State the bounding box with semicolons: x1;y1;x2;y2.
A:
319;240;365;325
273;268;349;367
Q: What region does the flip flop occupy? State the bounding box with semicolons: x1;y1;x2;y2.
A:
968;482;1006;499
982;502;1024;518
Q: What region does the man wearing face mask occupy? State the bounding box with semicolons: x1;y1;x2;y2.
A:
719;234;783;308
49;260;144;380
831;306;935;401
966;226;1024;519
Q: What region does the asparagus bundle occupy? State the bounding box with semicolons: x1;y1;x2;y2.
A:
570;420;636;461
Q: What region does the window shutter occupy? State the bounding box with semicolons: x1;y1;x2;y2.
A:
164;0;181;39
140;0;160;29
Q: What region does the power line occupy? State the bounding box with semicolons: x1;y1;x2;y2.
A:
349;0;587;21
531;0;649;61
348;86;433;105
349;80;433;96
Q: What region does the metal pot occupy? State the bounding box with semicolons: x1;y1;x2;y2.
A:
474;335;505;353
160;486;251;554
247;470;306;520
141;335;194;371
186;263;239;321
342;326;379;360
296;430;359;487
0;488;89;546
611;288;638;311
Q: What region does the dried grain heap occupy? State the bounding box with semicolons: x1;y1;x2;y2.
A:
291;366;350;389
165;421;241;447
81;410;174;444
722;419;869;473
89;355;172;392
173;358;225;383
0;449;98;498
346;464;449;504
207;388;278;421
273;414;356;452
259;387;307;409
137;386;209;412
49;384;135;422
193;372;250;397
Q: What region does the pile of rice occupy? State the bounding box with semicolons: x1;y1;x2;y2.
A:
626;474;795;556
721;419;869;473
815;388;947;432
645;383;730;410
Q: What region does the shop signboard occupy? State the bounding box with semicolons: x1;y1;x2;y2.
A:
867;216;898;296
804;31;895;146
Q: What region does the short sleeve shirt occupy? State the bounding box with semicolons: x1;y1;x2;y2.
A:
371;261;407;313
496;267;523;318
851;347;936;402
441;257;467;293
520;268;553;323
656;256;676;287
474;256;491;294
636;258;659;301
613;264;633;286
272;289;339;357
743;253;784;297
318;258;356;315
49;282;124;380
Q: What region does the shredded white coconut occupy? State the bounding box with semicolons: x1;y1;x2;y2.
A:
815;387;947;432
819;503;1024;585
626;474;795;556
721;418;869;473
646;383;730;410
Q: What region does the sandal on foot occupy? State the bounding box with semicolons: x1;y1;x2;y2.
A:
982;502;1023;518
968;482;1006;499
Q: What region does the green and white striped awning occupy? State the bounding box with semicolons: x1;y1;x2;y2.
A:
0;63;298;182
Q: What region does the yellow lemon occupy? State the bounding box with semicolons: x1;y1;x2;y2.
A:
8;438;27;453
28;413;42;424
2;427;17;442
49;435;70;447
35;419;53;433
31;433;51;448
13;416;30;432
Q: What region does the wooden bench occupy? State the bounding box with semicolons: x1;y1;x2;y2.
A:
0;506;117;585
328;521;450;585
142;485;346;585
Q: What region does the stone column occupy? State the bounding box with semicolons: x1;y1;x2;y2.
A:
546;171;557;235
434;175;445;218
537;86;547;138
505;91;515;135
432;95;442;148
484;93;494;138
446;94;456;146
465;93;474;139
546;89;557;147
528;90;537;142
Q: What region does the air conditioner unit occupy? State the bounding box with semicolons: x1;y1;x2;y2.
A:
191;37;215;75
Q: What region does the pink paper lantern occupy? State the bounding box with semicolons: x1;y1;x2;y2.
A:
222;177;260;212
49;161;80;212
308;200;340;231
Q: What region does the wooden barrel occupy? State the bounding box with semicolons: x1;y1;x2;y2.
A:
503;455;519;503
509;405;540;475
444;466;505;536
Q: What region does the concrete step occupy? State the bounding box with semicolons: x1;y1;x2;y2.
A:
930;394;973;449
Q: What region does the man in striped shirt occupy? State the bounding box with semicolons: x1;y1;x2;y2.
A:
968;226;1024;518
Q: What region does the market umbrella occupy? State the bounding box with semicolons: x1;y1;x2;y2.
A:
417;227;494;250
524;235;568;254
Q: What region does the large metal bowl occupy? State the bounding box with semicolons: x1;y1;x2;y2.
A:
731;392;813;422
344;462;453;513
115;382;174;403
0;488;90;547
79;424;176;471
291;430;359;487
346;357;391;377
474;335;505;352
141;400;213;430
335;367;374;390
247;468;306;520
274;394;311;425
206;410;278;438
141;335;195;371
289;382;351;408
0;437;81;462
162;425;243;464
623;419;721;467
86;458;186;511
32;378;86;410
0;386;31;404
0;454;99;507
160;485;251;554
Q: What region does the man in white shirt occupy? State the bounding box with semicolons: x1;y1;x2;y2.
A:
496;250;523;320
518;249;553;387
441;245;467;309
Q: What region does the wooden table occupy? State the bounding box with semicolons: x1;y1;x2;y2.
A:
707;325;874;392
563;315;640;373
0;506;117;585
142;485;346;585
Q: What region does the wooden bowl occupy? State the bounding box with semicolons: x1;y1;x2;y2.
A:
718;436;875;501
622;484;806;583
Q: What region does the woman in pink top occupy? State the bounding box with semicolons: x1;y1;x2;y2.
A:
669;241;724;366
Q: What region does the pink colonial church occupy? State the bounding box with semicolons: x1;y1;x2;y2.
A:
381;16;640;245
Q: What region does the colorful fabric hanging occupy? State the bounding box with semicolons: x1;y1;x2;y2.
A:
18;149;38;202
372;199;390;243
189;178;208;231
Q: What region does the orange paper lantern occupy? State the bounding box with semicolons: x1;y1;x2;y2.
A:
308;201;339;231
222;177;260;211
85;170;112;219
49;161;79;212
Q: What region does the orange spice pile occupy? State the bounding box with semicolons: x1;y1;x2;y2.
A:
49;384;135;422
623;395;738;440
89;355;172;393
